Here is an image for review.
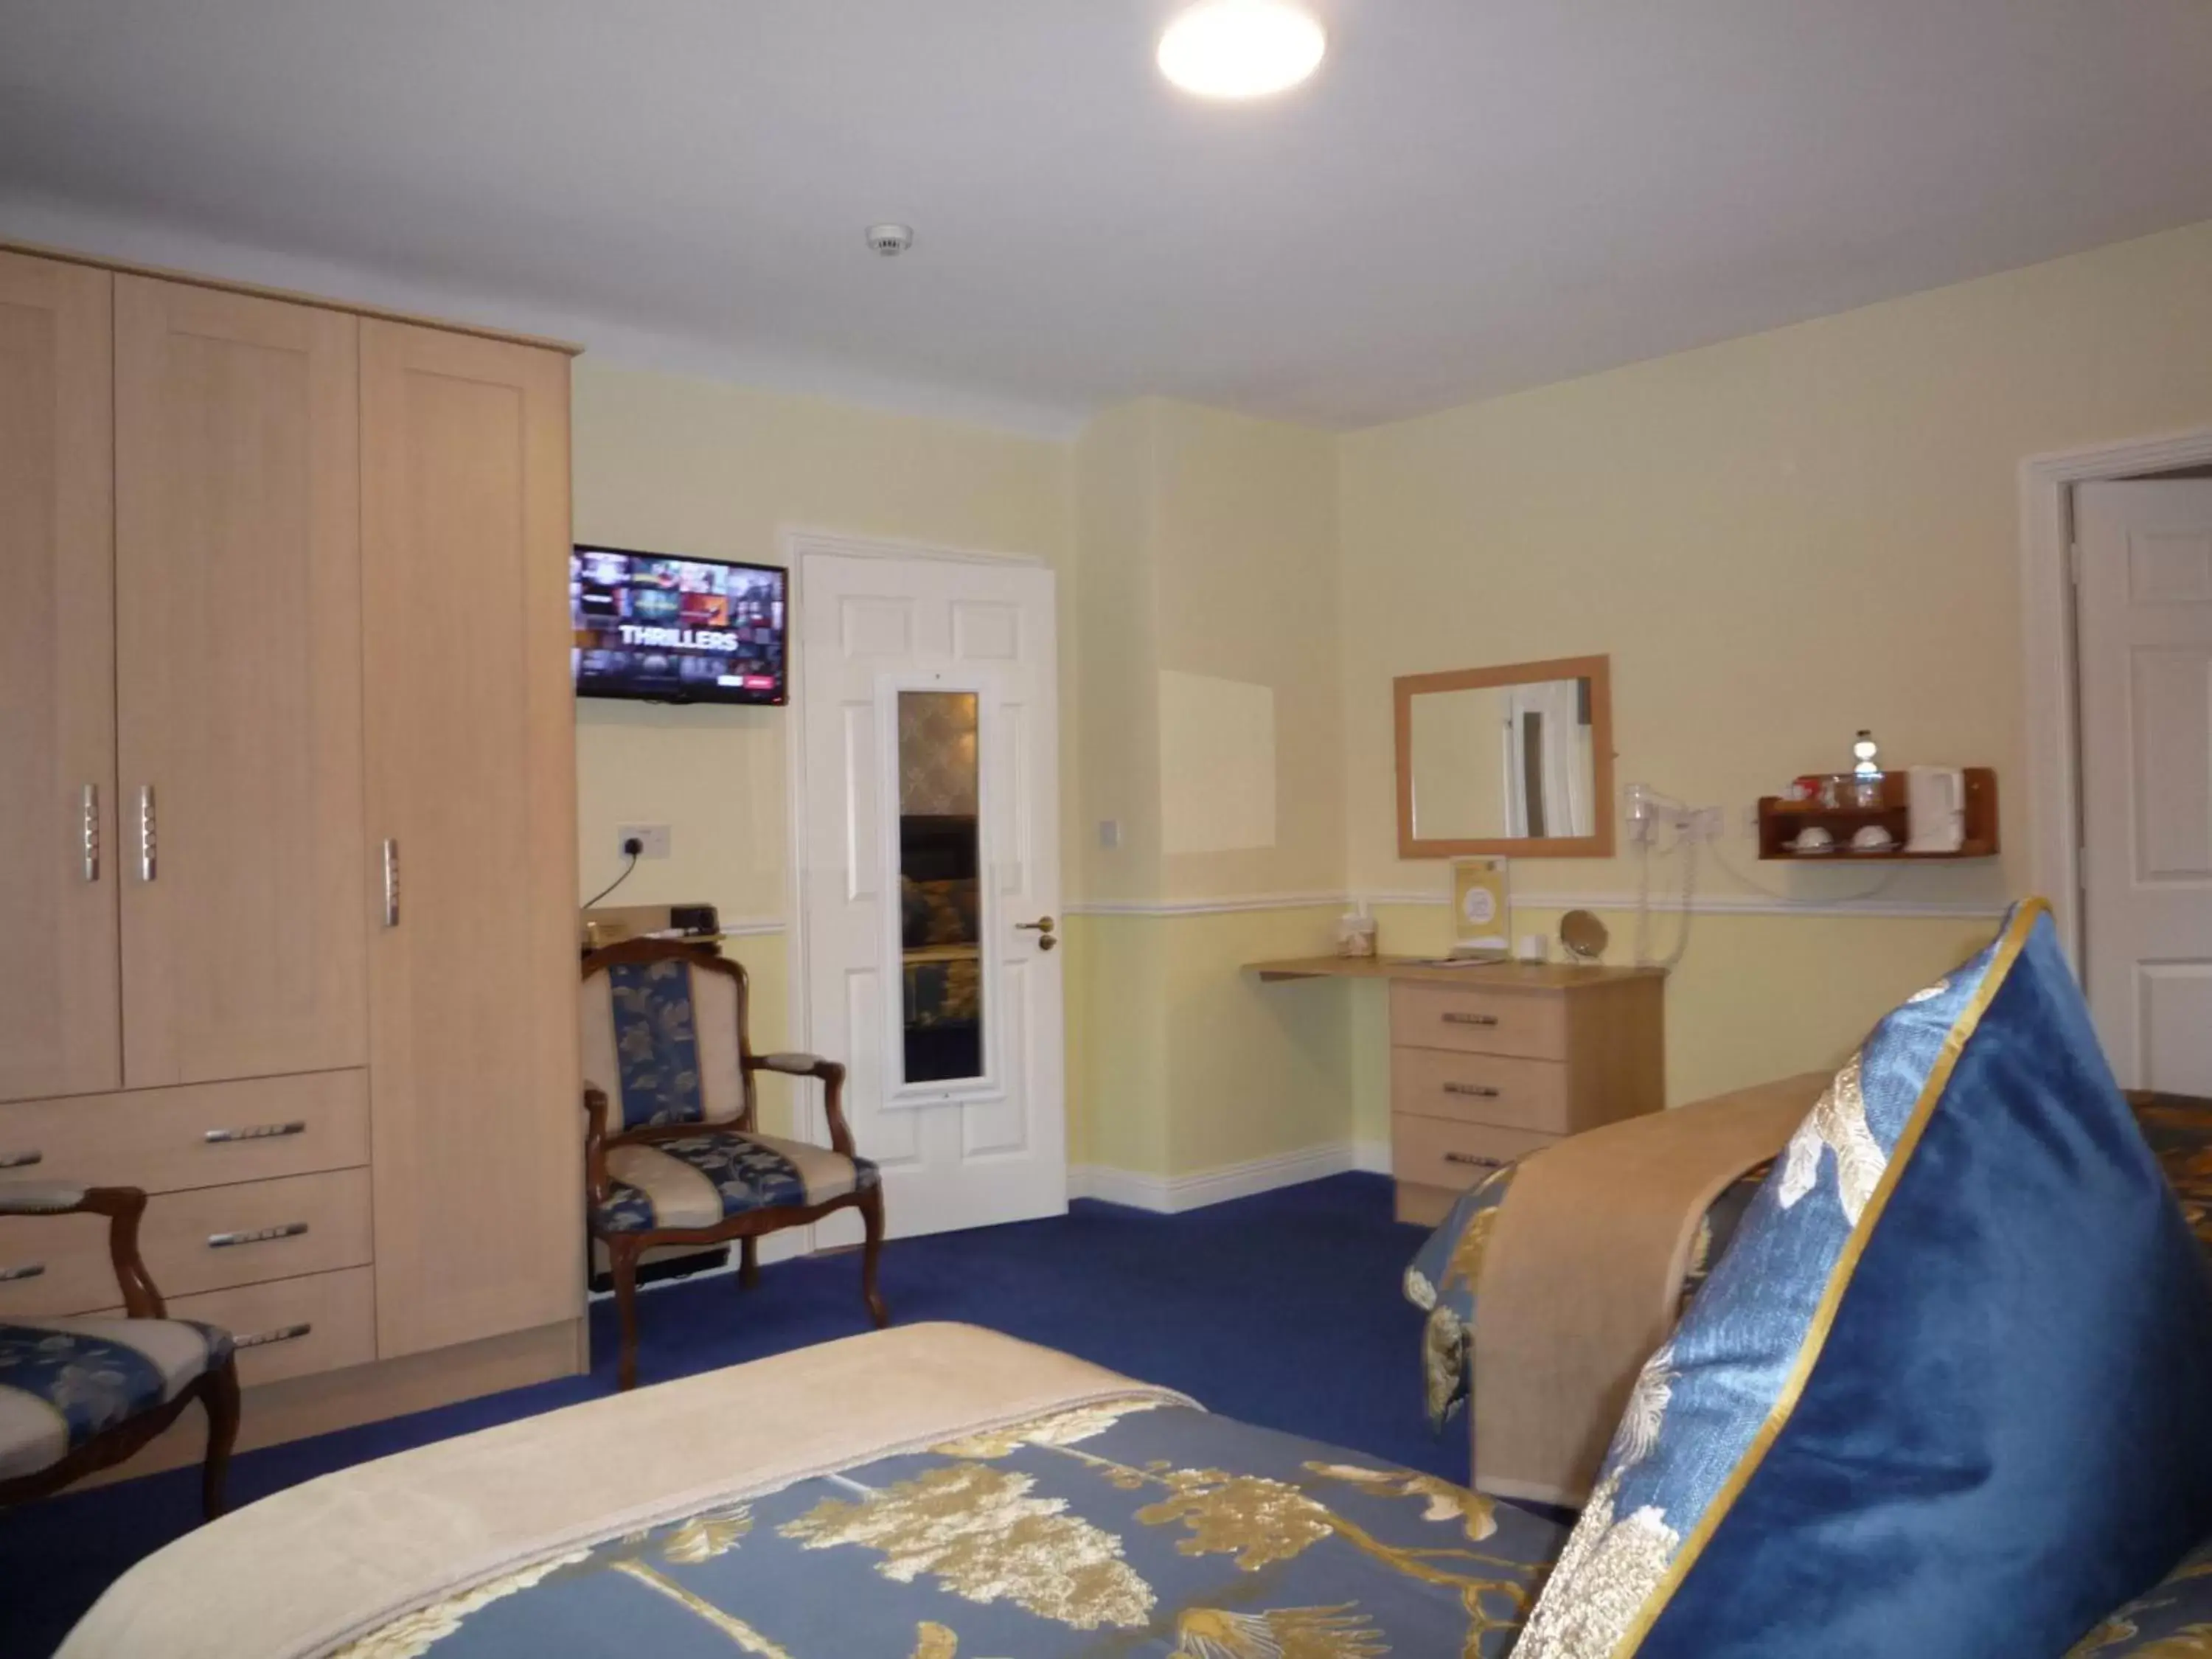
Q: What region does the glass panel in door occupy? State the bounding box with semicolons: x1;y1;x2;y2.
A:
897;691;984;1084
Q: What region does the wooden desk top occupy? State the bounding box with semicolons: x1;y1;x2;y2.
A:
1243;954;1665;988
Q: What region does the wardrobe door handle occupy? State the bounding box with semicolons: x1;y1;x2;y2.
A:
0;1150;43;1170
1443;1151;1505;1169
382;838;400;928
0;1262;46;1284
233;1322;312;1352
1443;1083;1501;1100
82;785;100;883
137;785;156;882
1441;1011;1500;1028
204;1121;307;1145
206;1222;309;1249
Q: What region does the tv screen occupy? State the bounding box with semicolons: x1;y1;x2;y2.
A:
570;546;788;706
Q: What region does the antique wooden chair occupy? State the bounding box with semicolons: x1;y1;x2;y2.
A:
582;939;888;1390
0;1183;241;1519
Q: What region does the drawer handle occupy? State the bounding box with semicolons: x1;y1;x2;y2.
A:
1443;1152;1505;1169
204;1121;308;1144
207;1222;310;1249
1441;1012;1500;1028
1443;1083;1501;1099
234;1321;313;1351
0;1150;42;1169
0;1262;46;1284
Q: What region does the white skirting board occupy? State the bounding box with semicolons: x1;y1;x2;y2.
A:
1069;1138;1394;1216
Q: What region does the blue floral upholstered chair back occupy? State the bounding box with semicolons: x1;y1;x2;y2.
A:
582;953;757;1135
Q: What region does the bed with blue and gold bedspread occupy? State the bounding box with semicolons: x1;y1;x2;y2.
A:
61;1324;1566;1659
1406;1087;2212;1456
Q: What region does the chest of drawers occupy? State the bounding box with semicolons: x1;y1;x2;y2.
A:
1386;967;1666;1225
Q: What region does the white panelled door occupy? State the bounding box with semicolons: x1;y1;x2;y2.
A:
2079;479;2212;1092
797;547;1066;1239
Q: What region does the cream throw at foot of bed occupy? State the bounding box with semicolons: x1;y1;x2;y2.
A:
60;1324;1191;1659
1470;1074;1828;1509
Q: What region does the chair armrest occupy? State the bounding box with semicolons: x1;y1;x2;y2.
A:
0;1183;164;1318
0;1181;93;1215
751;1051;836;1078
745;1054;855;1158
582;1086;613;1205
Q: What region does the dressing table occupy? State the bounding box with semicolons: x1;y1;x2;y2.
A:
1256;653;1665;1224
1249;955;1665;1224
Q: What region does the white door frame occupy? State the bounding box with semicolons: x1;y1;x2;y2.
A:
2020;424;2212;970
778;526;1049;1155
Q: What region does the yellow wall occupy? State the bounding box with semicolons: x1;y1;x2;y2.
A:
1338;218;2212;1109
1066;402;1354;1178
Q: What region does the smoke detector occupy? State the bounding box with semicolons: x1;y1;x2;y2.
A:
864;223;914;257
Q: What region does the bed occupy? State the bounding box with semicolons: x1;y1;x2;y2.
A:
1405;1085;2212;1496
60;1324;1566;1659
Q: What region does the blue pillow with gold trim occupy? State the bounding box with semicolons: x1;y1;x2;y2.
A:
1513;900;2212;1659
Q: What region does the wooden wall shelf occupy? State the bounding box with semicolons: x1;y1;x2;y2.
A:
1756;768;1998;861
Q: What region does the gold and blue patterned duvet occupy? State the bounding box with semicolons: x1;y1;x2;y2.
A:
340;1397;1565;1658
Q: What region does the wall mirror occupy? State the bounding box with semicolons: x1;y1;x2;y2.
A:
1394;654;1614;858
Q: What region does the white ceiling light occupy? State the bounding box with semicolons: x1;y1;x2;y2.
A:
1158;1;1326;100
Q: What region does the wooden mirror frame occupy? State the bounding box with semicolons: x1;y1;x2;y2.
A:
1394;653;1615;859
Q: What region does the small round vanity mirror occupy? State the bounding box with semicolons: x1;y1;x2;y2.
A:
1559;909;1609;964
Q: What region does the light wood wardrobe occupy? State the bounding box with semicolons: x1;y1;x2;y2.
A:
0;244;583;1464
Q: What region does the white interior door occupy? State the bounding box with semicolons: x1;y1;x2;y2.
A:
797;548;1066;1239
2079;479;2212;1091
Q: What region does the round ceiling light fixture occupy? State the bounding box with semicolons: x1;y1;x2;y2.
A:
1157;1;1326;100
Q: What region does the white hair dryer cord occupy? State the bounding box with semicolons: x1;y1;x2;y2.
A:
1633;824;1698;970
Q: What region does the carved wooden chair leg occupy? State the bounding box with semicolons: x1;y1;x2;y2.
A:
610;1237;643;1391
859;1187;890;1329
200;1355;242;1521
738;1235;760;1290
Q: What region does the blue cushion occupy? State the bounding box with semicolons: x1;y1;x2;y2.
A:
608;959;707;1130
2073;1533;2212;1655
0;1318;232;1481
593;1128;880;1235
1514;900;2212;1658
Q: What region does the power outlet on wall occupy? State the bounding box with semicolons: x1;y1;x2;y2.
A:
618;824;672;860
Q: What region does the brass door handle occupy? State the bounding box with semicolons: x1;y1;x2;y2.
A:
1017;916;1058;952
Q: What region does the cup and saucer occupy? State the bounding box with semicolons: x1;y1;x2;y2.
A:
1788;827;1837;856
1848;825;1897;855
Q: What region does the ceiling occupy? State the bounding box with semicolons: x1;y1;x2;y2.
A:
2;1;2209;434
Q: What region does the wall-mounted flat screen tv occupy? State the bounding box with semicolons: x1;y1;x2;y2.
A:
571;546;788;706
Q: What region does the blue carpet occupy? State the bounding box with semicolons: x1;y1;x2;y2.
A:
0;1173;1450;1657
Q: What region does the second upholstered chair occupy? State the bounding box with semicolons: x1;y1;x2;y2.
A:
0;1183;241;1518
580;939;888;1389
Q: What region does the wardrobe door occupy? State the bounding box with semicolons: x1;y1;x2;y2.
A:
0;252;118;1104
361;320;580;1358
113;278;366;1088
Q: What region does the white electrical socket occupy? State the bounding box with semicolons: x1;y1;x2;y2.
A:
617;824;672;860
1097;819;1122;849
